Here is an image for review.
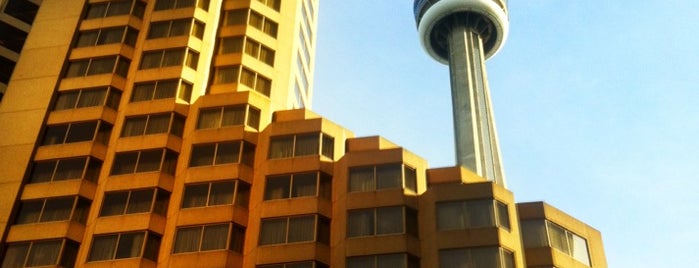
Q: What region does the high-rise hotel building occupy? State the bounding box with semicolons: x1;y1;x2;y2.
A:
0;0;606;267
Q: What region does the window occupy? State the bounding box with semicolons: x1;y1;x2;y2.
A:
88;232;161;262
29;157;102;183
1;239;79;268
259;261;330;268
347;253;420;268
121;113;185;137
15;196;90;224
154;0;209;11
224;9;278;38
256;0;281;11
110;149;178;175
219;36;275;66
100;188;170;217
75;26;138;47
520;220;591;266
148;19;205;39
196;105;261;130
436;199;510;231
41;121;112;146
65;56;130;78
347;206;417;238
140;48;199;70
189;141;255;167
131;79;192;102
268;133;333;159
0;21;28;53
173;223;245;253
212;65;272;96
85;0;145;19
259;215;329;245
3;0;40;24
439;247;514;268
348;164;417;193
264;172;331;200
181;180;250;208
53;87;121;110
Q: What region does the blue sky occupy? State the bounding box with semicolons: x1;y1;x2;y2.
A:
313;1;699;267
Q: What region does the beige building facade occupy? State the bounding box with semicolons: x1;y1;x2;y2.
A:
0;1;605;267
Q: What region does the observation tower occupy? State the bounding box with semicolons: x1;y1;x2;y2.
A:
414;0;509;185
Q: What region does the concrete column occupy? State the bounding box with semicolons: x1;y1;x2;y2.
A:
448;22;505;185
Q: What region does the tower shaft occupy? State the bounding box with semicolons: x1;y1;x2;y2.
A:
448;22;504;184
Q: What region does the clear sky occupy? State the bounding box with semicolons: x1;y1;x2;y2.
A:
312;1;699;267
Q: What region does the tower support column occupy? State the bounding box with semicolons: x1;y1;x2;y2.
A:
448;22;505;184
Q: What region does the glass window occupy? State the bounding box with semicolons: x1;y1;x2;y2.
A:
173;223;244;253
196;105;260;130
28;157;102;183
76;26;138;47
1;240;79;268
88;232;160;261
15;196;90;224
264;172;330;200
436;199;510;230
65;56;129;78
110;149;178;175
268;133;332;159
348;207;414;238
181;180;249;208
190;141;252;167
53;87;121;110
347;253;418;268
132;80;191;102
439;247;513;268
100;188;169;216
348;164;415;192
121;113;184;137
259;215;327;245
148;19;204;39
85;0;145;19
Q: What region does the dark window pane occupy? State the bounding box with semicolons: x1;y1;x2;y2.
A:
53;157;87;181
215;142;240;164
143;234;161;261
153;190;170;215
209;181;235;206
197;108;220;129
201;224;229;251
287;216;315;242
235;182;250;208
2;243;29;268
144;114;171;135
291;173;317;198
348;209;374;237
148;21;170;39
126;189;154;214
182;183;209;208
115;233;144;259
294;134;318;156
15;200;43;224
132;83;155;102
376;165;402;190
30;161;56;183
89;235;117;261
87;57;116;75
259;218;286;245
77;89;107;108
25;240;62;266
136;150;163;172
42;125;68;145
221;106;245;126
265;175;290;200
122;117;147;137
54;91;79;110
101;192;128;216
111;151;138;175
40;197;74;222
190;144;215;167
173;227;201;253
376;207;403;234
154;80;178;99
64;121;97;143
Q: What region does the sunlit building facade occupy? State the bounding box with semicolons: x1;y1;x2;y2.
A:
0;1;605;267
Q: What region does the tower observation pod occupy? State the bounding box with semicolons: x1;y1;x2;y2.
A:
414;0;509;185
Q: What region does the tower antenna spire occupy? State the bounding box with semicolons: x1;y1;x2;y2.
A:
414;0;509;185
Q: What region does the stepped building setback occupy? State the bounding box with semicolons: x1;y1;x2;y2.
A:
0;0;606;267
